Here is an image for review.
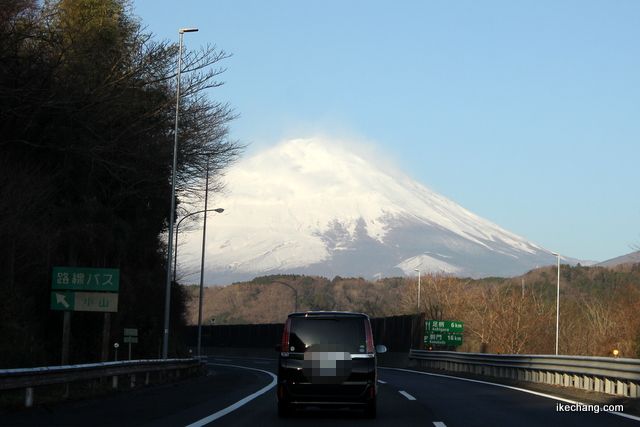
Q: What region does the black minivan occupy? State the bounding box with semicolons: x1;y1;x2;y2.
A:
276;311;387;418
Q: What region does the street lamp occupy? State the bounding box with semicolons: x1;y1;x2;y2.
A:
171;205;223;359
162;27;199;359
173;207;224;283
273;280;298;312
551;252;561;355
414;269;421;313
196;157;215;358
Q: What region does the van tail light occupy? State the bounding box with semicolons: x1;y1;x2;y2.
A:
281;318;291;356
364;319;375;354
277;384;284;399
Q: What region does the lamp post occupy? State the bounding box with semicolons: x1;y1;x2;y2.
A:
162;27;199;359
273;280;298;312
196;158;211;358
171;204;223;359
414;269;421;313
173;207;224;283
551;252;561;355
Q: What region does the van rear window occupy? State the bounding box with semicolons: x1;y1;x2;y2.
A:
288;317;366;353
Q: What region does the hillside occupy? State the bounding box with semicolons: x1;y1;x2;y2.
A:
184;275;410;325
185;264;640;357
597;250;640;268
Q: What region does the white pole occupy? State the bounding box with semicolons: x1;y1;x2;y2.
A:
162;28;198;359
418;271;421;312
414;269;421;313
197;157;210;358
555;253;560;355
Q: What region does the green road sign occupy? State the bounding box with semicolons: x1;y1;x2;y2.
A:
123;336;138;344
75;292;118;312
426;320;464;333
124;328;138;337
52;267;120;292
51;291;118;312
424;332;463;346
51;291;75;310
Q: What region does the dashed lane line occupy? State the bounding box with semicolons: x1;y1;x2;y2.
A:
433;422;447;427
398;390;416;401
381;367;640;423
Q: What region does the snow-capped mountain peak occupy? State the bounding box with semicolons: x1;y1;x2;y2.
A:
180;137;556;284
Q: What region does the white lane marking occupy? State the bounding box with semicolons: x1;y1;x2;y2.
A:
185;364;277;427
377;379;387;384
381;367;640;423
398;390;416;400
433;422;447;427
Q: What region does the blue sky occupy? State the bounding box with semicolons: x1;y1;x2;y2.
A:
133;0;640;262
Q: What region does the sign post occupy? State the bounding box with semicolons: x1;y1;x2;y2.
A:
101;313;111;362
124;328;138;360
61;312;71;365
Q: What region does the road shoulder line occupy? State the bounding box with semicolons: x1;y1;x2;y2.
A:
185;363;277;427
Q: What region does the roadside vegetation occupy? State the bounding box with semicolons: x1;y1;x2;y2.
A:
188;263;640;358
0;0;240;367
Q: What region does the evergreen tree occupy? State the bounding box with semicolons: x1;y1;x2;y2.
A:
0;0;241;366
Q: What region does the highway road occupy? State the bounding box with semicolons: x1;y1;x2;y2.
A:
1;356;638;426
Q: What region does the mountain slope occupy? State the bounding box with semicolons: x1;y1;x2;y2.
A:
596;250;640;268
182;138;559;284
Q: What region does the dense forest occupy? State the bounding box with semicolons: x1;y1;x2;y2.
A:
187;263;640;358
0;0;241;367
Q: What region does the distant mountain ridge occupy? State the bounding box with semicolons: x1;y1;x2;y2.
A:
597;250;640;268
185;138;565;284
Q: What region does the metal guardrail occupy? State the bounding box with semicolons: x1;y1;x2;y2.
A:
0;358;204;408
409;349;640;398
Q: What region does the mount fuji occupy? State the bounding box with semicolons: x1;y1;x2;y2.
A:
183;138;560;285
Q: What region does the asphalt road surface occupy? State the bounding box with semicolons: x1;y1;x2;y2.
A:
1;356;638;426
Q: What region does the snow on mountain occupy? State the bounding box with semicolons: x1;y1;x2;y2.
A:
396;254;462;275
180;137;559;284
